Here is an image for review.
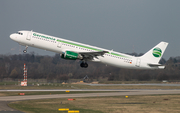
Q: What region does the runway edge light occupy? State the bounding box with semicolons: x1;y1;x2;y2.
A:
18;93;25;95
58;108;69;111
68;99;76;101
68;110;79;113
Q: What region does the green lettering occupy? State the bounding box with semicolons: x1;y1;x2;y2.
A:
33;33;56;41
33;33;36;36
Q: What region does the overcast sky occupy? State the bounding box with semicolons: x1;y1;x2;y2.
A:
1;0;180;60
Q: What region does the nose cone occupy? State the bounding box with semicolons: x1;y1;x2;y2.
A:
10;34;13;39
10;34;15;40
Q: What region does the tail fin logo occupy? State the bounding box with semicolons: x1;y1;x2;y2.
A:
152;47;162;57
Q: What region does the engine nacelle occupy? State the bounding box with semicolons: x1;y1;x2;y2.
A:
61;51;82;60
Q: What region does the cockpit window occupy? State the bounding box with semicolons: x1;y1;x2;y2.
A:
17;32;23;35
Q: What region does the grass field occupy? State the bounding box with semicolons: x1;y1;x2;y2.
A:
8;94;180;113
0;91;112;97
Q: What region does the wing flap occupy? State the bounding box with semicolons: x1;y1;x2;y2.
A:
79;51;108;60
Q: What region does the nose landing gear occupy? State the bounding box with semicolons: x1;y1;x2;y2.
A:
23;46;28;53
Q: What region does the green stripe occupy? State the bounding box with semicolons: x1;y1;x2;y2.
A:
153;51;161;56
57;39;129;58
111;53;129;58
57;39;101;51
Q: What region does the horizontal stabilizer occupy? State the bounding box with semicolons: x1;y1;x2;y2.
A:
148;63;165;69
148;63;164;67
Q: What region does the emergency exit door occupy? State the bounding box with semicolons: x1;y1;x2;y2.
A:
26;31;32;40
57;42;62;48
136;58;141;67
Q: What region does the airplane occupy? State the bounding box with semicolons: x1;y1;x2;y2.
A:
10;30;168;69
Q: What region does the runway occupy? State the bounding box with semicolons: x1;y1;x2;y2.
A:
87;83;180;86
0;89;132;92
0;89;165;92
0;101;23;113
1;89;180;101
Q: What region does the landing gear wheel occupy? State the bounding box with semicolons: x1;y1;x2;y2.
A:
84;63;88;68
23;45;28;53
80;62;88;68
23;50;27;53
80;63;84;67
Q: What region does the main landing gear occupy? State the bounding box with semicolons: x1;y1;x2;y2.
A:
80;62;88;68
23;45;28;53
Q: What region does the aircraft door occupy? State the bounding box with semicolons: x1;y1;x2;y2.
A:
136;58;141;67
26;31;32;40
57;41;62;48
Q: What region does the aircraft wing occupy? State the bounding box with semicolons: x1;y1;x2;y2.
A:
78;51;109;60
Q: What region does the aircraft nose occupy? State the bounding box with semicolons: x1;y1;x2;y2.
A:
10;34;15;40
10;34;13;39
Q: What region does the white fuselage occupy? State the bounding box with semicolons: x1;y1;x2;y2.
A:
10;30;167;69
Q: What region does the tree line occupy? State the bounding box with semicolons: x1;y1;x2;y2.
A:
0;52;180;82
